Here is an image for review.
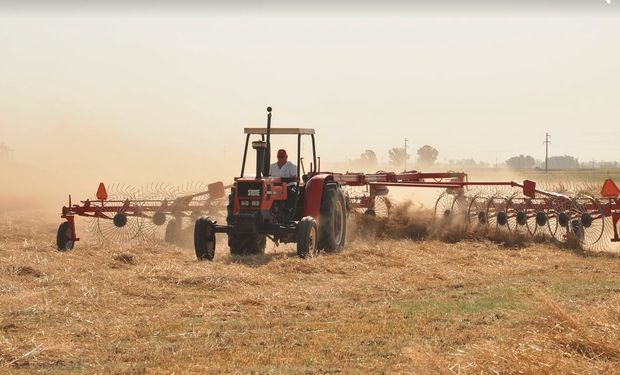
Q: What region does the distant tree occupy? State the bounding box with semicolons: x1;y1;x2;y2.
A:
449;158;479;168
416;145;439;168
506;155;536;169
351;149;377;170
359;149;377;167
388;147;410;168
548;155;579;169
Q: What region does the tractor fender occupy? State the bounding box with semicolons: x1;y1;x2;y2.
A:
303;174;335;222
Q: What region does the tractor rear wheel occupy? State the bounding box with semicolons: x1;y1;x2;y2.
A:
318;183;347;252
228;232;266;255
194;217;216;261
56;221;75;251
297;216;318;258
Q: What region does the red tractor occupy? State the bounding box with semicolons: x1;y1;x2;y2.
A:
194;107;347;260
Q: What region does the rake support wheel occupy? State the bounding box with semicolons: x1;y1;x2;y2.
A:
56;221;75;251
164;218;182;244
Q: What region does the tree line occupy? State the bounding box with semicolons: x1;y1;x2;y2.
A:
350;145;439;171
350;147;617;171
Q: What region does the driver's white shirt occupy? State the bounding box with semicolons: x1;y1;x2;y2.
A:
269;161;297;178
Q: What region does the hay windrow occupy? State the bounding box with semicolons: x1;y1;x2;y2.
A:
349;199;565;250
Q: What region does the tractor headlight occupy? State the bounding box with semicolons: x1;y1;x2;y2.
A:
251;200;260;207
240;200;250;207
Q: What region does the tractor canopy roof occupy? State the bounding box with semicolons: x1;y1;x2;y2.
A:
244;128;315;135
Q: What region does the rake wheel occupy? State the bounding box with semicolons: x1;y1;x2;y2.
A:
450;193;469;233
547;196;572;243
467;194;488;230
366;195;391;218
96;211;144;244
524;198;549;237
434;191;454;226
486;195;510;232
506;195;528;233
570;194;605;249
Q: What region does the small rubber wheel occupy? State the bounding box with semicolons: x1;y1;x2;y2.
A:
164;219;181;244
56;221;75;251
194;217;216;261
297;216;318;259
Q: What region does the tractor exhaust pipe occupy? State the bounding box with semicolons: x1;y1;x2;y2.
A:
252;140;267;179
263;106;272;177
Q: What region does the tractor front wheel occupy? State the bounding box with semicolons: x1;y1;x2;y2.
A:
194;217;216;261
297;217;318;258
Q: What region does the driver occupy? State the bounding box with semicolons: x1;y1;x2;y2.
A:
269;149;298;220
269;149;297;178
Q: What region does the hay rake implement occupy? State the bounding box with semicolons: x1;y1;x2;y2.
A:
430;177;620;251
56;181;229;250
55;171;620;253
340;171;619;251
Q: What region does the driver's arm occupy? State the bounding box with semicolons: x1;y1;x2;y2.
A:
288;163;298;178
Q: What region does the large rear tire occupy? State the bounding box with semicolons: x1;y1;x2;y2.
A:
194;217;216;261
297;217;318;258
318;184;347;252
56;221;75;251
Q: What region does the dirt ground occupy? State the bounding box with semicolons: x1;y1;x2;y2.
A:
2;211;620;374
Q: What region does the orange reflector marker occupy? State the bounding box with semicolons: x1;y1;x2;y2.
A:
96;182;108;200
601;179;620;198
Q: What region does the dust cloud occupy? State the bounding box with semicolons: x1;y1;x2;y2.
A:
0;112;536;219
0;137;528;215
0;121;241;213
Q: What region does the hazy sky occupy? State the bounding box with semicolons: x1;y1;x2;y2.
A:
1;1;619;185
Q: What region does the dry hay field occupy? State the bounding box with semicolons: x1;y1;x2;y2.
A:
2;207;620;374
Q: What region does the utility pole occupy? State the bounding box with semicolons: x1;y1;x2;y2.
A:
404;138;408;172
544;133;551;173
